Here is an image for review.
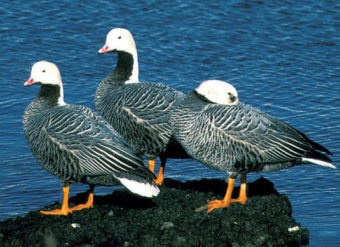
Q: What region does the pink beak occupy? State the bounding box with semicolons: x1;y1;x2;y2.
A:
24;77;36;86
98;44;112;54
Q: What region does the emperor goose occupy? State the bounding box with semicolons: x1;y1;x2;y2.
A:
171;80;334;213
96;28;189;185
23;61;159;215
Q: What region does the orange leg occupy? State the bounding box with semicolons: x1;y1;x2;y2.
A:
207;177;235;213
70;185;95;211
231;174;247;204
148;160;156;173
40;186;73;216
154;158;166;185
154;166;164;185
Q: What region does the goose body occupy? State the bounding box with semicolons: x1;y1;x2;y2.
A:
171;80;334;212
96;80;184;160
23;61;159;215
96;28;188;184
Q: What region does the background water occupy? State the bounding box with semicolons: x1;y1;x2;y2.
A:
0;0;339;246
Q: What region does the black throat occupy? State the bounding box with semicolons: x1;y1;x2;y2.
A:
115;51;134;80
36;84;61;107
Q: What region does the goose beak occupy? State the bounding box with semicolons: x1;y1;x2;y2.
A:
98;44;112;54
24;77;36;86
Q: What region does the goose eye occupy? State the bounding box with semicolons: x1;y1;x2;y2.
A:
42;70;46;73
118;36;121;39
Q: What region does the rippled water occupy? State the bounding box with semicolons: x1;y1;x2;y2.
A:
0;1;339;246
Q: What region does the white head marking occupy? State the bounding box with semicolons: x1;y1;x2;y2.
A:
29;61;65;105
99;28;139;83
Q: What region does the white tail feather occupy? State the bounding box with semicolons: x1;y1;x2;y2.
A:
116;177;160;197
302;157;336;169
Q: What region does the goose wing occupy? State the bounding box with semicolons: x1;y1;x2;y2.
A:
42;105;148;177
201;103;311;164
122;83;183;142
100;83;184;154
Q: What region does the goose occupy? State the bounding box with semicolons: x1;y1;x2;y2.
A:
96;28;189;185
171;80;334;213
23;61;159;215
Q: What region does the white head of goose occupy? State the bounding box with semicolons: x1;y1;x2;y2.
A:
171;79;334;213
23;61;159;216
98;28;139;83
24;61;65;105
195;79;239;105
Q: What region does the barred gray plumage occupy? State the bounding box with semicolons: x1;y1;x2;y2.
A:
23;61;159;215
171;80;334;213
96;28;189;184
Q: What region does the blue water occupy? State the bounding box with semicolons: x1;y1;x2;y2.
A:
0;0;339;246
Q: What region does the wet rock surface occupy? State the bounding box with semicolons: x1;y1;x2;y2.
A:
0;177;309;246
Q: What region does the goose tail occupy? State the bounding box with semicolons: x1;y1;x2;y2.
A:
115;173;160;197
302;150;335;169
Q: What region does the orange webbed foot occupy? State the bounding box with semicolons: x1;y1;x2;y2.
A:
206;176;248;213
40;186;96;216
69;202;93;211
232;175;247;204
231;196;247;204
71;191;94;211
40;208;73;216
70;187;95;211
154;177;164;186
207;199;231;213
206;177;235;213
40;186;73;216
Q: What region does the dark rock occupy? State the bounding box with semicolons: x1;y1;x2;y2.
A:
0;177;309;246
